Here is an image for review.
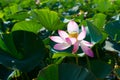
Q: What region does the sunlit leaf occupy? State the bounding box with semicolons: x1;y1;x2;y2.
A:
7;70;21;80
9;4;22;14
19;0;35;8
35;9;64;30
12;21;42;34
0;11;4;18
52;52;75;58
93;0;112;12
9;11;29;21
52;52;84;58
92;13;106;30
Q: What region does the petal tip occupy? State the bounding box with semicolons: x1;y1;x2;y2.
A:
49;36;53;40
58;30;69;39
67;20;79;33
87;51;94;57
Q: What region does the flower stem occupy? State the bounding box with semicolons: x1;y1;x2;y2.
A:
56;56;66;64
75;54;79;65
86;56;91;70
96;47;100;59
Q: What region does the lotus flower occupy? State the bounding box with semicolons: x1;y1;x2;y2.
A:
35;0;40;4
50;20;94;57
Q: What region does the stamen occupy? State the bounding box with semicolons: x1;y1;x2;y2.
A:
69;32;78;38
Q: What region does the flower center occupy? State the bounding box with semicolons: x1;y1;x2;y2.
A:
69;32;78;38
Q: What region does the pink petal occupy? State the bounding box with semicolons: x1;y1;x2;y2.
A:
81;40;93;47
54;43;71;50
67;20;79;34
65;38;72;44
80;42;94;57
58;30;69;39
77;26;86;40
69;38;77;44
65;37;77;45
50;36;64;43
72;42;79;53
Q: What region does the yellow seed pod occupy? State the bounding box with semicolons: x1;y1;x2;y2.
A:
69;32;78;38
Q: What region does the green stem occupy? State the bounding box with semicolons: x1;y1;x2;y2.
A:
75;54;79;65
96;47;100;59
56;56;66;64
86;56;91;70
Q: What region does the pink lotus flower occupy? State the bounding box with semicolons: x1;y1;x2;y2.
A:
35;0;40;4
50;20;94;57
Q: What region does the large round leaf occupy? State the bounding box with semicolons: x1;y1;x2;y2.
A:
90;60;112;79
93;0;112;12
87;21;104;43
9;11;29;21
35;9;65;31
105;20;120;42
92;13;106;30
0;31;46;72
37;63;96;80
12;21;42;34
0;33;23;59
